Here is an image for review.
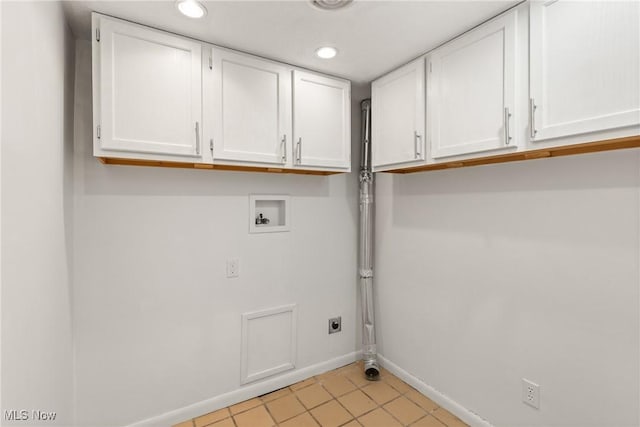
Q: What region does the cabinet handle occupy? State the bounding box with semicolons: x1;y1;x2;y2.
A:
414;131;422;159
296;137;302;164
504;108;512;145
195;121;200;155
281;135;287;163
529;98;538;139
210;139;214;159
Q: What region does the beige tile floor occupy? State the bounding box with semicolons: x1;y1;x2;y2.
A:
174;362;469;427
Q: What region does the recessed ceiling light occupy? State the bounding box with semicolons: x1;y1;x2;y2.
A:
176;0;207;18
316;46;338;59
310;0;353;11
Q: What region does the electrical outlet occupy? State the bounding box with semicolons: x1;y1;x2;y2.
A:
226;259;239;278
328;317;341;334
522;378;540;409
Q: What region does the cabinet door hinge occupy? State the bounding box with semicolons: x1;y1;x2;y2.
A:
96;28;100;42
97;125;101;139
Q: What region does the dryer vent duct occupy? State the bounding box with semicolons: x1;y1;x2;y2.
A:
359;99;379;381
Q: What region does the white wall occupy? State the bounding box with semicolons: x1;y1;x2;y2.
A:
375;150;640;427
0;1;3;416
1;1;75;425
72;40;367;426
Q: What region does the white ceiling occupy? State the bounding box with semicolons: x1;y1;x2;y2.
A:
63;0;519;83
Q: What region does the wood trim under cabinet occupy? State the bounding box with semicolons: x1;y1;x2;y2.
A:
98;157;339;175
386;135;640;174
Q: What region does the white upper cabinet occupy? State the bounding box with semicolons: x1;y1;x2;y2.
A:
211;48;292;166
93;15;202;159
428;10;517;159
529;0;640;142
372;58;426;171
292;71;351;171
92;14;351;173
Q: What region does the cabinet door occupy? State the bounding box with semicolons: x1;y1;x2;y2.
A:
96;16;202;157
292;71;351;170
372;59;425;171
212;49;291;165
429;11;517;159
530;1;640;141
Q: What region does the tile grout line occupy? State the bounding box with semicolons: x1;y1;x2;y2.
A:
339;373;390;425
261;400;278;426
332;397;356;425
380;403;408;427
289;392;316;426
179;362;465;427
309;375;357;427
229;399;263;418
298;397;322;427
307;398;342;427
275;379;319;425
384;395;424;426
354;370;429;426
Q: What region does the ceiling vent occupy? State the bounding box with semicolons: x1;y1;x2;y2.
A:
310;0;353;11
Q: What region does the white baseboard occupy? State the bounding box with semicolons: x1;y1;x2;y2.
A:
126;351;361;427
378;354;494;427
